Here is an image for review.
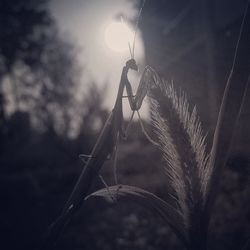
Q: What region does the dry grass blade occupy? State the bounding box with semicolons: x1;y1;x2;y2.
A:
204;0;250;232
86;184;188;247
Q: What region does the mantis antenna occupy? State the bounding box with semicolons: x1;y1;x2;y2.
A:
122;0;146;59
120;16;133;58
132;0;146;59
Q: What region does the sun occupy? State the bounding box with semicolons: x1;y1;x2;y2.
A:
104;21;134;52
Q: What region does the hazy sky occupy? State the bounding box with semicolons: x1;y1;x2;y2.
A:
50;0;146;117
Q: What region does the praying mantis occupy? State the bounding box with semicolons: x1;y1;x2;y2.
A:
63;59;158;214
42;58;159;250
63;59;139;213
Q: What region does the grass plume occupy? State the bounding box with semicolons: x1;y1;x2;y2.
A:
149;80;210;249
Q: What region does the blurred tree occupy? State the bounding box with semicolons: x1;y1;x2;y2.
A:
0;0;51;71
0;0;50;122
9;27;81;136
0;2;110;249
0;0;83;139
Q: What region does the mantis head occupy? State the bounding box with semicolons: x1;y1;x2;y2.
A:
126;59;138;71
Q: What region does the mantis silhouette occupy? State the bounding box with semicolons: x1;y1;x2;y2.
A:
63;58;146;214
42;58;158;250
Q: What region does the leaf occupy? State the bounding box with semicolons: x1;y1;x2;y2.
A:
85;184;188;247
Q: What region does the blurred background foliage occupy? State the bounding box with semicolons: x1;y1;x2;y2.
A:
0;0;250;250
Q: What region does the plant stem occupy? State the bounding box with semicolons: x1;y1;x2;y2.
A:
204;0;250;238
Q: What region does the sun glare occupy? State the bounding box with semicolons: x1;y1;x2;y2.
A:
104;21;134;52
